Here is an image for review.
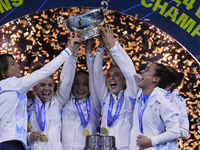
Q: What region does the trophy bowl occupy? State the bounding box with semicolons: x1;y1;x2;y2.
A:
57;7;106;41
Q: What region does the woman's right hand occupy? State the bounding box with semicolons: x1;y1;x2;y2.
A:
29;131;41;142
67;36;82;56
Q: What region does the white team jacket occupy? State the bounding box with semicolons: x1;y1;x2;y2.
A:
27;55;76;150
130;87;180;150
61;53;101;150
0;49;72;149
93;42;139;150
167;89;189;139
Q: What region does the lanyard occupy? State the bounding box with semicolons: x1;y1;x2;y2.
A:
75;97;91;128
34;101;46;131
138;93;149;134
27;110;30;121
107;91;124;127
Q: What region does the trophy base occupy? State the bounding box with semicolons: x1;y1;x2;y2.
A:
84;135;116;150
78;26;100;41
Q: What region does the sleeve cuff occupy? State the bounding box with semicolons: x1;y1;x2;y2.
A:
150;137;157;147
86;53;94;58
63;48;72;56
109;41;119;53
97;47;104;52
27;133;32;143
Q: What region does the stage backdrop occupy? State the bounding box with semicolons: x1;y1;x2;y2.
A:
0;5;199;149
0;0;200;59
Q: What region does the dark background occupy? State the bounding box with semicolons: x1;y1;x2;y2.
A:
0;0;200;60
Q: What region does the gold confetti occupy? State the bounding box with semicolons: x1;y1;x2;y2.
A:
0;8;199;149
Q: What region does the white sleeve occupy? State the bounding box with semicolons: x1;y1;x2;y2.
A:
177;96;189;139
109;42;139;98
11;48;72;94
93;47;109;104
150;102;180;146
169;91;189;139
86;53;101;113
54;56;77;107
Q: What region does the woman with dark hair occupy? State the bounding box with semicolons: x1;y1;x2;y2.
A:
94;25;180;150
61;39;101;150
93;25;139;149
0;37;82;150
165;66;189;139
130;63;181;150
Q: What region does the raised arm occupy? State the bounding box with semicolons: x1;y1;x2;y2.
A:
100;25;140;98
85;39;101;113
93;37;109;104
12;37;82;94
55;37;82;107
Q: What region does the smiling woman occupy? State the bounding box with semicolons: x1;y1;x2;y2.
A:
0;6;199;149
0;54;22;80
0;37;82;150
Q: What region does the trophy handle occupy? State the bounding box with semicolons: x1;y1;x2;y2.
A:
101;1;108;10
57;16;64;26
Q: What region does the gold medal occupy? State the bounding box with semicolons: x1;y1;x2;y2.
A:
82;128;89;136
100;127;108;135
41;134;48;142
27;122;31;132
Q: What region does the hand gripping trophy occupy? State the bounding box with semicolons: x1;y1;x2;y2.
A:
57;1;108;41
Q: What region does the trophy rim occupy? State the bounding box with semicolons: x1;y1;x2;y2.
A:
58;7;105;33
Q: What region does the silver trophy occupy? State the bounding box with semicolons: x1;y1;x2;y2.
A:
57;1;108;41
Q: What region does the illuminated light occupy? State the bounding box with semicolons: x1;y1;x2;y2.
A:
6;23;10;27
0;8;199;148
123;31;127;34
149;25;154;29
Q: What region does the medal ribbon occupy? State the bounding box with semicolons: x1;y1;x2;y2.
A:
138;93;149;134
27;110;30;121
34;101;46;131
107;91;124;127
75;97;91;128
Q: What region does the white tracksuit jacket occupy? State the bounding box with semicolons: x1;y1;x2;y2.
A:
93;42;139;150
61;53;101;150
130;87;180;150
26;55;76;150
167;89;189;139
0;49;72;149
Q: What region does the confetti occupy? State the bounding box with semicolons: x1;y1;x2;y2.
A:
0;7;199;149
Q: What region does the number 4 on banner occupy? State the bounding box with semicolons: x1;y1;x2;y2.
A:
173;0;196;10
183;0;196;10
